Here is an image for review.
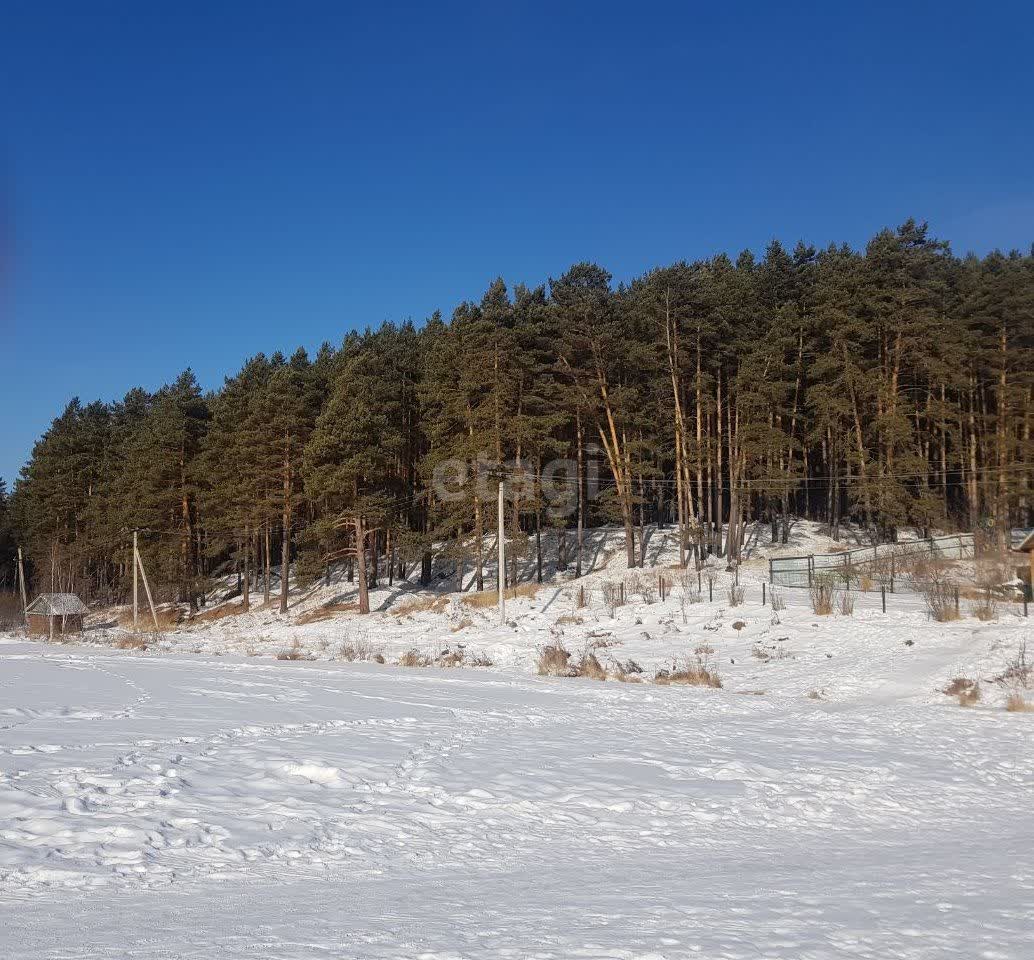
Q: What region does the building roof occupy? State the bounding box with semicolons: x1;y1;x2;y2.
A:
1017;531;1034;553
24;593;88;616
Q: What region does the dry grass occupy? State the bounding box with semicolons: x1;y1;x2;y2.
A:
462;582;540;609
919;579;960;622
537;643;573;676
337;638;380;662
694;643;715;656
654;656;722;688
610;658;644;682
294;602;359;625
807;689;824;700
727;584;745;607
1005;693;1034;713
969;590;998;622
277;640;314;661
575;651;608;681
398;649;432;667
810;579;836;616
450;617;473;632
943;676;980;706
769;588;786;612
393;594;450;617
433;648;465;667
465;650;494;667
838;591;855;616
191;603;246;624
115;634;150;651
120;605;183;630
555;613;584;626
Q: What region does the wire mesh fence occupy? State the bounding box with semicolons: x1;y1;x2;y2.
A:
769;534;976;593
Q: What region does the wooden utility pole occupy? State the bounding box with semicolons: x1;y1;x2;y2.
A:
133;535;160;631
16;547;28;624
498;479;506;624
133;530;139;632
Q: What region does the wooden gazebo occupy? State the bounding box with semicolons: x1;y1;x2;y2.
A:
25;593;88;638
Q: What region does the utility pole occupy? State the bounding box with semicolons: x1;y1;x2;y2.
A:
498;479;506;625
133;530;139;632
133;533;160;631
16;547;28;624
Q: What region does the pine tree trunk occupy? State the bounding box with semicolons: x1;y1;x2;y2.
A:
354;515;369;614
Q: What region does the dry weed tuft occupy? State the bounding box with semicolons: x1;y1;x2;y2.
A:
655;656;722;688
398;649;432;667
1005;693;1034;713
536;643;573;676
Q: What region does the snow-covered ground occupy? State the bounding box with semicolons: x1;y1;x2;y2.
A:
2;521;1032;958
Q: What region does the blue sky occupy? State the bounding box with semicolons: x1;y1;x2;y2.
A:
2;1;1032;486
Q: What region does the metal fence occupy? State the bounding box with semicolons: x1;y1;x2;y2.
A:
769;534;975;593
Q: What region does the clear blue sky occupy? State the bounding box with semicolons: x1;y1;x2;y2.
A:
2;1;1032;486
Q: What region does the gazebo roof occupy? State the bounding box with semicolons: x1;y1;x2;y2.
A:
24;593;88;616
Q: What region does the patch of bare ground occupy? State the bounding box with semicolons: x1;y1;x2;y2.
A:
115;634;150;651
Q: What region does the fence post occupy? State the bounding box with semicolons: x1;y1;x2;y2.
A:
620;582;624;604
709;579;713;603
954;586;959;618
881;586;886;613
843;553;849;588
890;556;895;594
698;571;702;592
808;556;813;588
769;559;773;584
762;582;766;606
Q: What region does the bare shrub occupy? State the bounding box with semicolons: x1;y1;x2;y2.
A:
920;579;959;622
810;578;836;615
600;582;623;617
694;643;715;656
537;643;573;676
466;650;494;667
727;584;745;607
654;655;722;688
398;649;431;667
1005;693;1034;713
555;613;583;626
993;641;1031;689
838;591;855;616
769;588;786;612
969;590;997;622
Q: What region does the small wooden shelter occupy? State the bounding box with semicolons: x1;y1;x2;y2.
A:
1016;531;1034;596
25;593;88;637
